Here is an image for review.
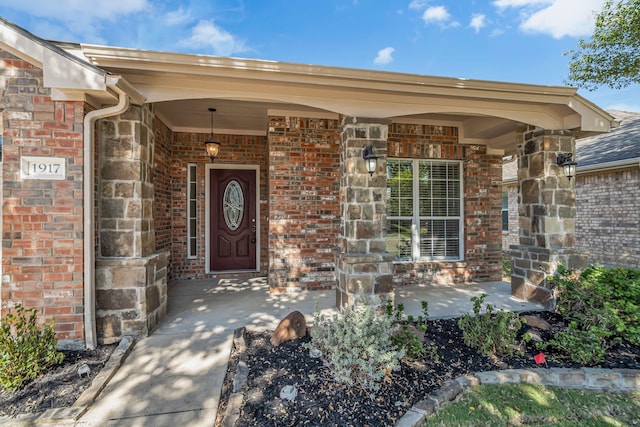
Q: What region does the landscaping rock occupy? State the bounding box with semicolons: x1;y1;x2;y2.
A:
270;311;307;346
521;315;552;331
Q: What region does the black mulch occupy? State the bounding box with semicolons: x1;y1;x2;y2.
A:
215;311;640;427
0;344;116;417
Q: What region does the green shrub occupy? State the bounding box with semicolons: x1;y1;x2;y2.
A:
543;265;639;363
385;300;435;361
457;293;523;357
309;296;405;392
0;304;64;391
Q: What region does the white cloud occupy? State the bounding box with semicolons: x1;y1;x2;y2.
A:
179;20;247;56
422;5;459;27
423;6;450;23
605;103;640;113
409;0;429;10
0;0;150;42
374;47;395;65
165;8;191;26
469;14;487;33
0;0;149;21
492;0;607;39
520;0;605;38
493;0;552;8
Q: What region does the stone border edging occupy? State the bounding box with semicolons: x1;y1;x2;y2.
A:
395;367;640;427
0;336;135;427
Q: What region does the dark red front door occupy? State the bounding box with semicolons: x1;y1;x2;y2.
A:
210;169;257;271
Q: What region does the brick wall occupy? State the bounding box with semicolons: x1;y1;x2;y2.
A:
268;116;341;292
170;132;269;279
388;123;503;285
576;168;640;268
0;50;85;344
503;167;640;269
153;115;172;253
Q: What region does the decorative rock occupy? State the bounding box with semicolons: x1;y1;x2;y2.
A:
77;364;91;378
520;315;552;331
309;348;322;358
280;385;298;401
270;311;307;346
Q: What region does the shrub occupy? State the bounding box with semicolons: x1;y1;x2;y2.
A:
457;293;523;357
0;304;64;391
309;296;405;392
543;265;639;363
385;300;434;361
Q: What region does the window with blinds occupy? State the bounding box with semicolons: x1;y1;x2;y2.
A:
387;159;463;261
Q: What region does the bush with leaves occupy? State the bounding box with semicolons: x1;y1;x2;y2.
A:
543;265;640;363
385;300;435;361
308;296;405;392
0;304;64;391
457;293;523;357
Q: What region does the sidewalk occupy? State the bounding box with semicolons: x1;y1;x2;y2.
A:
76;278;543;426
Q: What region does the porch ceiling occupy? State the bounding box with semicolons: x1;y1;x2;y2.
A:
78;44;615;156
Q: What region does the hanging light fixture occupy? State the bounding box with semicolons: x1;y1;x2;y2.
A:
204;107;221;162
556;152;577;180
362;145;378;176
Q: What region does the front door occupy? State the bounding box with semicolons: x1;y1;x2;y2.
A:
210;168;257;271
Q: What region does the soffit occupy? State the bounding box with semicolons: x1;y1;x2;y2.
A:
80;44;614;155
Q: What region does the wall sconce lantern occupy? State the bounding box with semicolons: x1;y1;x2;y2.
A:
556;152;577;180
204;107;221;162
362;145;378;176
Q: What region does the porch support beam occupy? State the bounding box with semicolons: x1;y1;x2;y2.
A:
510;127;587;307
336;117;394;307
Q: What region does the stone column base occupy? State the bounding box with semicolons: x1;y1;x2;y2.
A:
96;251;169;344
510;245;588;308
336;252;395;308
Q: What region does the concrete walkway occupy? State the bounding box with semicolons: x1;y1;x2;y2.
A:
77;279;543;426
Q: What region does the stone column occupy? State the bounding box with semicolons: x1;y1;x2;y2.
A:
95;105;168;344
510;128;587;308
336;117;394;308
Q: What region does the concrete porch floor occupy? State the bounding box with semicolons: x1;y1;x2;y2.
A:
77;279;544;426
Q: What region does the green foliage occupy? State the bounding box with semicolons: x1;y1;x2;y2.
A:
385;300;436;361
544;265;640;363
566;0;640;90
457;294;523;357
309;296;405;392
0;304;64;391
502;253;512;279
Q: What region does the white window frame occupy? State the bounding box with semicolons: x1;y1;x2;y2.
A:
387;158;464;262
187;163;198;259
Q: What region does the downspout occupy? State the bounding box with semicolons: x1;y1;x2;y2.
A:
83;75;129;349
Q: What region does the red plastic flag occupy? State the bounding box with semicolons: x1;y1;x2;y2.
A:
534;352;546;365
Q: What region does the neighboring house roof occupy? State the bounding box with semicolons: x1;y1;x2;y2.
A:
503;110;640;182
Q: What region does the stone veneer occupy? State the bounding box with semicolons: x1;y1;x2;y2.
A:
95;105;168;344
510;128;587;307
336;117;394;307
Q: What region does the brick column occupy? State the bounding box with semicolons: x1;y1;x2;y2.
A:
336;117;394;307
95;105;168;343
510;128;587;307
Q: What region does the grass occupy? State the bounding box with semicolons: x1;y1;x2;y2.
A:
422;383;640;426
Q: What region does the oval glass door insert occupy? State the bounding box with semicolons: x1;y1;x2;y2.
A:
223;180;244;230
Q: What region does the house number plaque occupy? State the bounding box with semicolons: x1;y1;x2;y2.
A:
20;156;66;180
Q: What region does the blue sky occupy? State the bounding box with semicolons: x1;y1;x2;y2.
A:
2;0;639;112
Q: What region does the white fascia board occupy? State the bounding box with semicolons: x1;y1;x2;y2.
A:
43;48;106;91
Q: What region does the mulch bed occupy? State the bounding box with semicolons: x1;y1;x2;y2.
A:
0;344;116;417
215;311;640;427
